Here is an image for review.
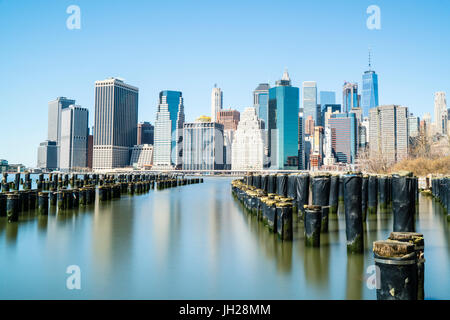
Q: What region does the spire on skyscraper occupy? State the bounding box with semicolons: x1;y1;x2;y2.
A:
282;69;290;81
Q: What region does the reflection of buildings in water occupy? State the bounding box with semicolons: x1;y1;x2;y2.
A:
151;191;182;270
345;253;364;300
208;181;222;276
91;197;135;289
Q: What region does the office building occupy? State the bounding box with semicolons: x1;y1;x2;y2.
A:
361;66;379;118
153;90;185;169
217;109;240;130
47;96;76;168
268;70;299;169
137;122;154;145
211;85;223;122
328;113;357;164
343;82;359;113
369;105;409;163
320;91;336;106
60;105;89;170
183;119;224;170
232;107;264;170
303;81;319;125
408;114;420;138
37;140;58;171
321;104;341;127
254;83;270;128
130;144;153;169
93;78;139;169
434;92;448;135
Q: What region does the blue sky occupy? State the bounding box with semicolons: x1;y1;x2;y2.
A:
1;0;449;167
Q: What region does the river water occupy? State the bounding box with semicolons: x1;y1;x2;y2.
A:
0;177;449;299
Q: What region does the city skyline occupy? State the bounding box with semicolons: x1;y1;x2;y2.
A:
2;0;450;166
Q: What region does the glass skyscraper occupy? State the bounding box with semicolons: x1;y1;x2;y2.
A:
320;91;336;106
361;70;379;117
342;82;359;113
268;71;299;170
153;90;185;169
302;81;319;125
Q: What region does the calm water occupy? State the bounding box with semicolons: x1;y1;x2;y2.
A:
0;177;449;299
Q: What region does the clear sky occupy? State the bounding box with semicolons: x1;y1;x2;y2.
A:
1;0;449;167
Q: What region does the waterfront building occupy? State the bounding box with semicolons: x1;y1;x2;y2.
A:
37;140;58;171
153;90;185;169
93;78;138;169
47;96;76;168
231;107;264;171
60;105;89;170
183;118;224;170
408;114;420;138
369;105;409;163
303;81;319;125
312;126;324;166
211;85;223;122
328;113;357;164
130;144;153;169
434;92;448;135
342;82;359;113
268;71;299;169
137;122;154;145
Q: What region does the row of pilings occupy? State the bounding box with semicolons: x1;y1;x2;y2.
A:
232;171;425;300
431;176;450;220
0;172;203;223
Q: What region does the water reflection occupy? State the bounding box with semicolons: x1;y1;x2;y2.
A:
0;180;449;299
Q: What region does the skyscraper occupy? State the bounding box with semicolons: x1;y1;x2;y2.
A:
217;109;240;130
93;78;139;169
434;92;448;135
408;114;420;138
328;113;357;164
211;85;223;122
342;82;359;113
369;105;409;163
361;53;379;117
320;91;336;106
47;96;76;168
183;119;224;170
37;140;58;171
321;104;341;127
153;90;185;169
60;105;89;170
137;122;154;145
303;81;319;125
268;70;299;169
298;112;305;170
232;107;265;170
254;83;270;128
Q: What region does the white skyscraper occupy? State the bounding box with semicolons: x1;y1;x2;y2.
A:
434;92;448;135
211;85;223;122
60;105;89;170
231;107;264;170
